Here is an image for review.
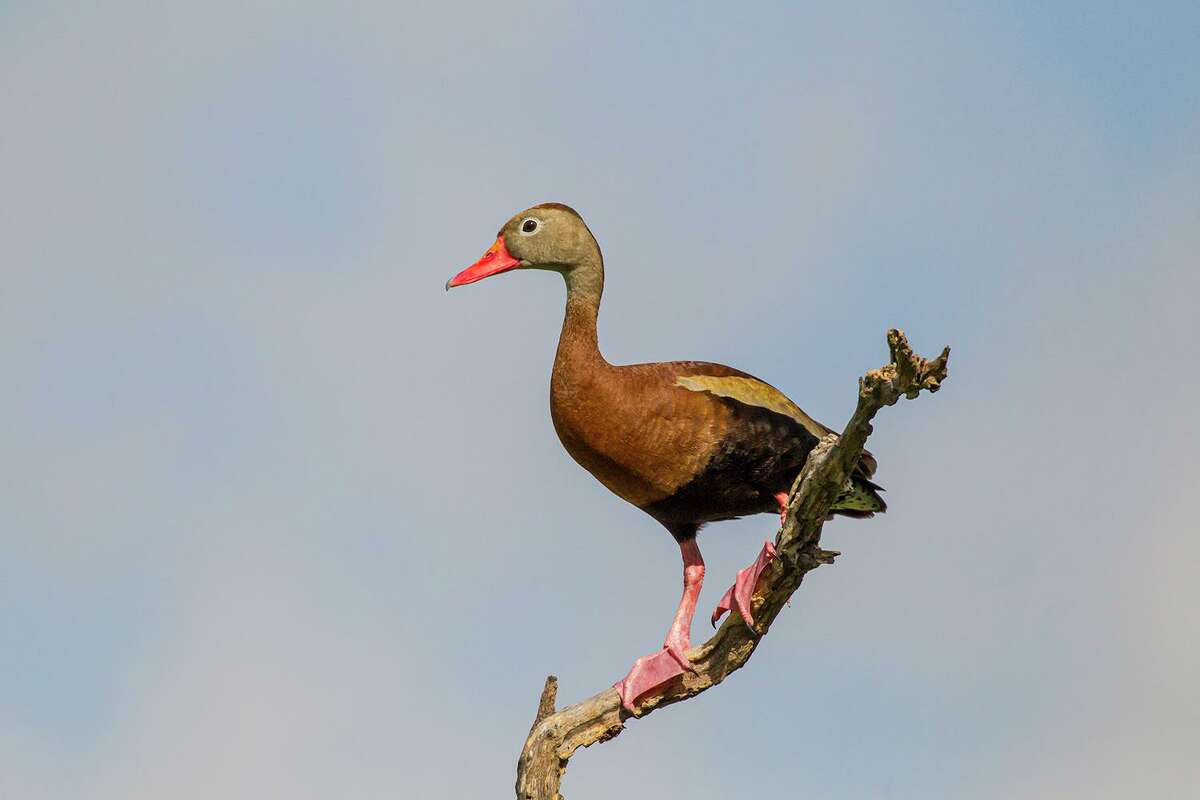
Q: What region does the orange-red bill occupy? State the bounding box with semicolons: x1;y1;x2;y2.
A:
445;237;521;289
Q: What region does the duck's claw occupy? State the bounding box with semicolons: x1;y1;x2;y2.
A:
711;539;778;630
615;647;687;714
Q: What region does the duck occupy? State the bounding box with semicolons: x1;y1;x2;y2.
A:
446;203;884;712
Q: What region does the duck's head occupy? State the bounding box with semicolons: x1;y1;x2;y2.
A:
446;203;600;290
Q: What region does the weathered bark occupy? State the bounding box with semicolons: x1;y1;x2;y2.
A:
515;329;951;800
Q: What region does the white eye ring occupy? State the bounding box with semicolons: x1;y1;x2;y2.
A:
519;217;540;235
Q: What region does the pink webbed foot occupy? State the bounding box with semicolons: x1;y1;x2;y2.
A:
614;538;705;714
614;636;695;714
711;539;778;630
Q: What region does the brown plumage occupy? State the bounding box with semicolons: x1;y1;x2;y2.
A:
447;202;884;711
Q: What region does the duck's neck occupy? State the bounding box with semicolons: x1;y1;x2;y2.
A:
554;259;607;374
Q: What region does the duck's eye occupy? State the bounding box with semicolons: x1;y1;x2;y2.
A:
520;218;539;234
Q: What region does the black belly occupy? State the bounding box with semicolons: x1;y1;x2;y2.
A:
641;401;819;532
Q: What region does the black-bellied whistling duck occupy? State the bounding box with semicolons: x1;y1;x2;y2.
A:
447;203;884;712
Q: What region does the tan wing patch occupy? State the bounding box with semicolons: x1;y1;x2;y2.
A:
675;375;831;439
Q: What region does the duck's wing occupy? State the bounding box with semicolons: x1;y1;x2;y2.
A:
663;361;879;479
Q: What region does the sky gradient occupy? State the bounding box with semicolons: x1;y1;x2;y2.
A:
2;2;1198;797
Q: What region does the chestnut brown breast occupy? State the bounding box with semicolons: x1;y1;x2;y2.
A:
550;361;734;509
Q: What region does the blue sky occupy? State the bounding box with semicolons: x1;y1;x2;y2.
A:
2;2;1197;797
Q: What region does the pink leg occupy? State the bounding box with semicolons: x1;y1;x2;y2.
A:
615;539;705;713
774;491;789;527
710;539;778;630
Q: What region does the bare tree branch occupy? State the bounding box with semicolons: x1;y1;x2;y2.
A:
516;329;951;800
